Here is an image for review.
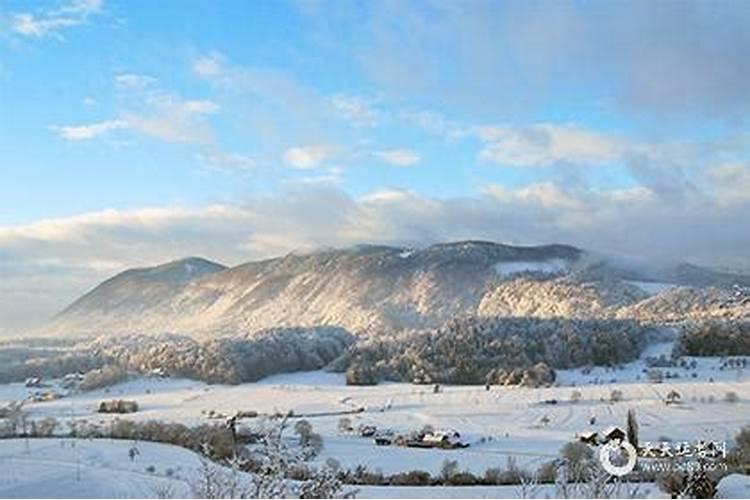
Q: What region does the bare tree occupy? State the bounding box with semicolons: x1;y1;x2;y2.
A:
515;470;541;499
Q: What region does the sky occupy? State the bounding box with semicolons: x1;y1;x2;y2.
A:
1;0;750;334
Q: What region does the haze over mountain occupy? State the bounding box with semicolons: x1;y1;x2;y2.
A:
37;241;750;340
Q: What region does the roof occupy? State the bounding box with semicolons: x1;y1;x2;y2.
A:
423;430;461;443
602;426;625;437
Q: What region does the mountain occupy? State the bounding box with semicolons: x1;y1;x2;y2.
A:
38;241;750;339
52;257;226;333
40;242;581;338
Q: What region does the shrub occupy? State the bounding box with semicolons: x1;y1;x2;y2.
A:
98;400;138;414
345;362;378;385
389;470;431;486
560;441;595;482
725;391;740;404
445;471;479;486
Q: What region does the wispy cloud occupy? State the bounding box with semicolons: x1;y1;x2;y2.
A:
11;0;104;39
330;94;380;128
196;151;260;174
54;73;220;144
115;73;157;90
476;123;627;167
51;119;126;140
192;52;226;79
283;145;335;169
121;99;219;143
373;148;420;166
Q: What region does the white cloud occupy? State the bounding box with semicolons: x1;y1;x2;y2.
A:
283;145;334;169
326;2;750;120
400;110;467;140
182;100;220;115
373;148;420;166
196;152;259;173
708;163;750;204
51;119;127;141
477;123;627;167
360;189;414;203
115;73;157;90
54;93;220;144
130;97;219;145
11;0;103;39
331;94;379;127
485;182;584;210
192;52;226;78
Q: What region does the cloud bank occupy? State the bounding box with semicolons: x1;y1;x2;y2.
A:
2;169;750;334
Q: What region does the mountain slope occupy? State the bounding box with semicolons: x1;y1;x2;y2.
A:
52;257;226;334
41;242;582;338
38;241;750;339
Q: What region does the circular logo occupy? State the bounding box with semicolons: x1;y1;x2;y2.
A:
599;440;638;477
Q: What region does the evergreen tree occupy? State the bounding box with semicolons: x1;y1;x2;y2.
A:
626;408;639;449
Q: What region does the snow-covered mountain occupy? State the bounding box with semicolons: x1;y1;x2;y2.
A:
37;241;749;339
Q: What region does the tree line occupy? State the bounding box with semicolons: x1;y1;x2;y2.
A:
334;316;653;385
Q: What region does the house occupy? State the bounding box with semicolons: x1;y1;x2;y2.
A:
61;373;84;389
147;367;168;378
578;431;599;445
359;425;377;437
601;426;626;443
25;377;43;388
411;430;468;449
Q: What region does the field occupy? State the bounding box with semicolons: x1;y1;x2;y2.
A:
0;342;749;498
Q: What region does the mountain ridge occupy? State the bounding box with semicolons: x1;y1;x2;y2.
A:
37;241;750;339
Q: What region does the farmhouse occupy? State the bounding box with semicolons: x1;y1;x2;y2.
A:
578;431;598;445
407;430;468;449
601;426;626;443
25;377;43;388
61;372;84;389
359;425;377;437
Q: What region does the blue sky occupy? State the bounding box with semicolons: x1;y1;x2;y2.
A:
1;0;750;332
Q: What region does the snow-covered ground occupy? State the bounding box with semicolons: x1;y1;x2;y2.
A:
1;343;748;498
357;483;664;499
0;439;208;498
717;474;750;499
0;439;667;499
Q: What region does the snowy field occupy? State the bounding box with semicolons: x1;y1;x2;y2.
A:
1;344;749;498
0;439;672;499
0;439;746;498
0;439;204;498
